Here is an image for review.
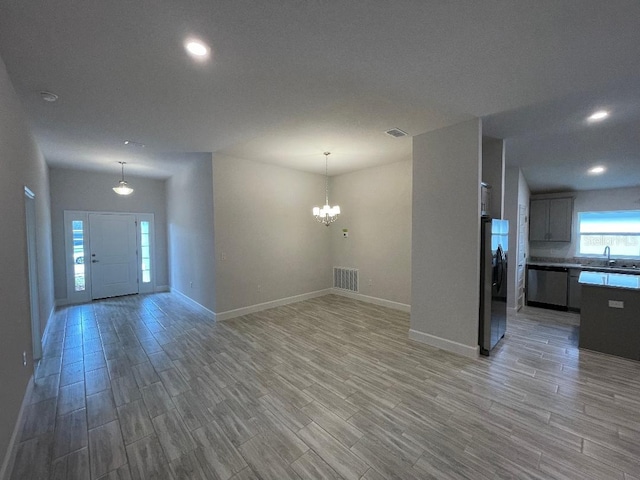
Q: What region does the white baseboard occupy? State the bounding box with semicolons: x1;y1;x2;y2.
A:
507;306;519;317
155;285;170;292
216;289;332;321
330;288;411;312
39;304;56;354
0;375;34;480
170;288;216;320
408;329;479;359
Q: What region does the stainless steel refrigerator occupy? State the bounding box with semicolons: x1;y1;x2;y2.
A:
479;217;508;355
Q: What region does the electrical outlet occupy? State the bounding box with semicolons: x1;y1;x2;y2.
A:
190;281;193;288
220;252;227;261
368;278;373;286
257;284;262;292
22;351;27;367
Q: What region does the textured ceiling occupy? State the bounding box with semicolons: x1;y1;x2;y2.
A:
0;1;639;191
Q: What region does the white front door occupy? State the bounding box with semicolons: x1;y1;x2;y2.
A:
89;213;139;300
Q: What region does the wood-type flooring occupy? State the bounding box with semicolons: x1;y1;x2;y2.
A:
9;293;640;479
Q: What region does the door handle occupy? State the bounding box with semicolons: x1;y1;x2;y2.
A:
92;259;99;263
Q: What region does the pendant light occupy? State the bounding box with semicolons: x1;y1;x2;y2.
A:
312;152;340;226
113;161;134;195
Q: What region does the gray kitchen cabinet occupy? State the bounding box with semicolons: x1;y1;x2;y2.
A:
580;284;640;361
529;197;573;242
568;269;581;311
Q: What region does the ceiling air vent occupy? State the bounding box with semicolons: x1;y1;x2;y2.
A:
385;128;408;138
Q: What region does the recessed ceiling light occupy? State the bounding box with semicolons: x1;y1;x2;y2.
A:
185;39;210;59
40;91;58;102
588;166;606;175
124;140;145;148
587;110;609;122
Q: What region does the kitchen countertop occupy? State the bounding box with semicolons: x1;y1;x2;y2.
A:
527;261;583;269
578;271;640;290
528;261;640;275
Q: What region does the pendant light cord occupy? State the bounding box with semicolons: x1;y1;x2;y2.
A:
324;152;330;205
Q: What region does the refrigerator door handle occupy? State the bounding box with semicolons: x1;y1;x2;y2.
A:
496;245;505;290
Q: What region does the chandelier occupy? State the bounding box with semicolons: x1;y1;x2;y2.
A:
312;152;340;226
113;161;134;196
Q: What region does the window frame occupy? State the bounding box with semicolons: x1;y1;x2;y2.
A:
577;210;640;259
64;211;91;304
137;213;155;294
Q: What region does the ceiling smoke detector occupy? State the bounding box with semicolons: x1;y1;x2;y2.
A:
385;128;408;138
40;91;58;102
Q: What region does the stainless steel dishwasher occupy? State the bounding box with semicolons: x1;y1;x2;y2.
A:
526;265;568;310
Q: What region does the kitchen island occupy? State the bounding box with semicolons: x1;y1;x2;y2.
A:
579;271;640;361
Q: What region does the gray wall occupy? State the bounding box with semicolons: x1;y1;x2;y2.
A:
331;160;412;306
49;168;169;301
482;136;505;219
213;155;331;313
166;156;216;312
504;167;530;310
0;56;55;469
410;118;482;358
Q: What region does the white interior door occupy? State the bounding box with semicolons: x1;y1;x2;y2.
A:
89;213;138;299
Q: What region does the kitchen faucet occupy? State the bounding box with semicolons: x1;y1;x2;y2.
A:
603;246;614;266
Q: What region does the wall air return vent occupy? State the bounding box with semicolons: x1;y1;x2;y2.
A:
333;267;359;292
385;128;408;138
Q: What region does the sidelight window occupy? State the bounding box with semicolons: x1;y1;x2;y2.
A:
140;221;151;283
72;220;86;291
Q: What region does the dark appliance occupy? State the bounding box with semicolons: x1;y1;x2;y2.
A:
479;217;508;355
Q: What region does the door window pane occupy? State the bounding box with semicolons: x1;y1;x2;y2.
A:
72;220;85;291
140;221;151;283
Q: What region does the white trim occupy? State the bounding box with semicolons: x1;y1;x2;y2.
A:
170;288;216;320
408;329;479;359
40;305;56;348
24;189;41;360
55;297;72;307
155;285;170;292
330;288;411;312
216;289;332;321
0;376;34;480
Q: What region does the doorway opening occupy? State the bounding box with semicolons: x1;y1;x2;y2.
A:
24;187;42;362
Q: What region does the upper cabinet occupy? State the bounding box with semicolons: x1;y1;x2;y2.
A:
529;197;573;242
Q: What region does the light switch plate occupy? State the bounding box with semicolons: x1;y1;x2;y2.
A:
608;300;624;309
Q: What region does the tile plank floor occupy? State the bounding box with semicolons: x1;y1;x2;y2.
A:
10;293;640;479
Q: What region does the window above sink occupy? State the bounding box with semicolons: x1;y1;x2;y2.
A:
578;210;640;259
